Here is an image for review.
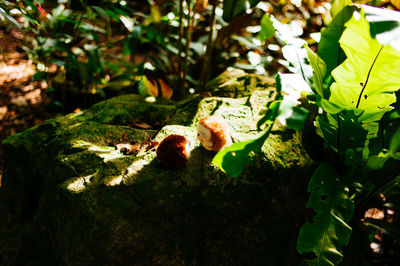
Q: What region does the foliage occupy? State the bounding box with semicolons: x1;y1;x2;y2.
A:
297;162;354;265
213;2;400;264
299;4;400;264
222;0;260;22
1;0;280;110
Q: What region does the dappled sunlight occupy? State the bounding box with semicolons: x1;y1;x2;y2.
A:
66;110;84;119
98;150;125;163
121;157;152;180
105;157;154;187
71;139;125;162
0;61;34;84
106;175;123;186
66;173;96;193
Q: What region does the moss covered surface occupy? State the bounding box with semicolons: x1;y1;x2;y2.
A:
1;78;315;265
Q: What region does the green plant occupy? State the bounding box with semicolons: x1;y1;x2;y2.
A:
213;2;400;264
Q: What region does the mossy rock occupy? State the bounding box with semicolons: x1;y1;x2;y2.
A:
206;69;275;98
0;85;315;265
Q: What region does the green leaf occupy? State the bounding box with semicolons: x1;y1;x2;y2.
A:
285;107;308;130
366;152;391;170
363;4;400;52
212;129;270;177
33;72;46;81
0;8;23;32
389;127;400;154
365;218;400;241
257;100;281;130
319;97;344;114
338;111;368;155
330;0;353;18
317;110;368;165
305;44;327;97
258;14;275;42
329;12;400;137
222;0;261;22
91;6;110;21
319;6;355;85
297;162;355;265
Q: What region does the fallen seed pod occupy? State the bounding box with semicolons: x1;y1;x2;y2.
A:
156;134;190;169
197;115;231;151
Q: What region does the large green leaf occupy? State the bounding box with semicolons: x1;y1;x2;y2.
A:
222;0;260;22
297;162;355;265
318;6;355;85
328;12;400;137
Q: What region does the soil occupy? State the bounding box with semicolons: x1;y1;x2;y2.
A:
0;26;53;186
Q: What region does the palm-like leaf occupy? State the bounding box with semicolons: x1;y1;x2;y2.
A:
329;13;400;136
297;163;355;265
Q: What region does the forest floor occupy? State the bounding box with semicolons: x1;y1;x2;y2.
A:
0;26;53;186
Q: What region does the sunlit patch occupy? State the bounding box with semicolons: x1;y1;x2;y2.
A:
68;123;83;130
370;242;382;254
246;26;261;33
67;173;94;193
71;140;125;162
120;16;134;32
125;158;152;181
98;150;124;162
67;111;84;119
88;145;114;152
167;12;175;20
145;96;156;103
107;175;123;186
88;145;123;162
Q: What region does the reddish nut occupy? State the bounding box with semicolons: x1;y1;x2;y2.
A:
156;134;190;169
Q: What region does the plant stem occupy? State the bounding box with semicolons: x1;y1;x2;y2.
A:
199;0;218;93
177;0;185;100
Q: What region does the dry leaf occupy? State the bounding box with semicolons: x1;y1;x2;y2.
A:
116;143;141;155
364;208;385;220
10;96;28;107
132;121;152;129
